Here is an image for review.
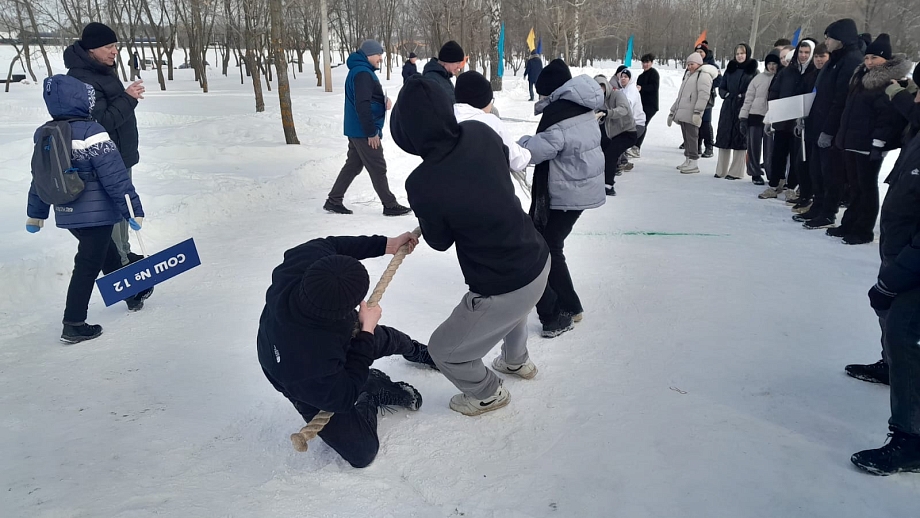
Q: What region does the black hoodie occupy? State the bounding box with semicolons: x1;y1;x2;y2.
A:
64;42;140;168
391;76;549;296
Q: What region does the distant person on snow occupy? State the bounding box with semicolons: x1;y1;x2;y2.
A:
256;232;436;468
391;76;551;416
634;53;660;157
26;75;149;344
594;74;636;196
423;40;465;103
524;50;543;101
323;40;412;217
401;52;419;84
64;22;144;267
668;52;719;174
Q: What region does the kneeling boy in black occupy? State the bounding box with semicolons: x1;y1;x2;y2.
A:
257;233;435;468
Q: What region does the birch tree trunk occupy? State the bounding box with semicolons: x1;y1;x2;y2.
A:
269;0;299;144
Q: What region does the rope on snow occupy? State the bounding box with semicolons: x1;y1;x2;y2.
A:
290;226;421;453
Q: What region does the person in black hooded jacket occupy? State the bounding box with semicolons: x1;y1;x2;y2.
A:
256;234;436;468
64;22;144;266
391;75;550;417
798;18;866;230
831;34;911;245
402;53;419;84
849;93;920;475
715;43;758;180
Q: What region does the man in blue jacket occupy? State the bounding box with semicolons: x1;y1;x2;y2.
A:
256;233;435;468
523;50;543;101
324;40;411;216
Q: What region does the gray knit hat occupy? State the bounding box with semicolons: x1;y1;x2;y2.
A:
360;40;384;57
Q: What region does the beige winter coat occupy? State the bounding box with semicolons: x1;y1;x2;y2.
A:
740;70;774;119
670;64;719;126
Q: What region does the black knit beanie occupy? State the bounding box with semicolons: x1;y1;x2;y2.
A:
764;50;782;67
865;33;892;60
438;41;464;63
298;255;369;320
535;59;571;96
824;19;858;46
79;22;118;50
455;71;493;109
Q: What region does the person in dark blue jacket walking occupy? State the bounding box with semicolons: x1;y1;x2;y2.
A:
324;40;411;217
523;50;543;101
26;75;149;344
256;233;435;468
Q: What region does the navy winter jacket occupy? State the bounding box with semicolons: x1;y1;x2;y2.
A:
878;130;920;294
256;236;386;415
27;75;143;229
524;56;543;84
807;41;863;142
64;43;140;168
343;51;386;139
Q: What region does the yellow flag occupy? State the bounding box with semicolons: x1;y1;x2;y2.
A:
526;28;536;51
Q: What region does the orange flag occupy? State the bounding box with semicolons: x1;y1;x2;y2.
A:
695;30;708;48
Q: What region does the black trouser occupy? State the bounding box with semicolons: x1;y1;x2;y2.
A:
698;108;713;151
535;209;583;323
64;225;124;324
636;111;656;149
769;130;802;189
817;146;847;221
274;325;415;468
807;140;823;208
745;119;765;179
838;152;883;238
601;130;638;185
327;137;398;208
528;81;536;100
879;287;920;436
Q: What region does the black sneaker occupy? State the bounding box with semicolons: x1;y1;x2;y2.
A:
403;340;438;370
793;208;820;222
803;216;835;229
702;147;714;158
126;252;145;264
365;369;422;413
541;313;574;338
323;200;353;215
605;186;616;196
126;287;154;312
825;226;848;238
843;233;874;245
752;176;765;185
792;198;812;210
851;432;920;475
679;143;685;150
383;204;412;216
845;360;889;385
61;323;103;344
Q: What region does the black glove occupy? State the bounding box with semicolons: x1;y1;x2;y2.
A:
869;146;884;162
739;118;748;135
868;281;896;312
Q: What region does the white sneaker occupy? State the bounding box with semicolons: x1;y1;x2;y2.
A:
492;356;538;380
449;386;511;416
676;158;690;170
679;159;700;174
626;146;640;159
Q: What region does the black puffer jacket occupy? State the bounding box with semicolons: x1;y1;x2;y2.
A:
837;55;912;152
422;59;455;103
402;60;418;83
806;40;864;143
715;46;758;150
64;42;140;168
768;40;818;131
878;131;920;294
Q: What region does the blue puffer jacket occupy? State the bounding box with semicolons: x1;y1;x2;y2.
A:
343;51;386;138
27;75;143;229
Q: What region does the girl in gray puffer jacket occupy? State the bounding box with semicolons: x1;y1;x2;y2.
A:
594;74;636;195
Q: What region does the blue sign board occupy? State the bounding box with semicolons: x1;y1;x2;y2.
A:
96;238;201;306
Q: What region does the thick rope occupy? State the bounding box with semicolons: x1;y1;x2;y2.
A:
290;227;421;452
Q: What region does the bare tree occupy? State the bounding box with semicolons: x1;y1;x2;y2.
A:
269;0;299;143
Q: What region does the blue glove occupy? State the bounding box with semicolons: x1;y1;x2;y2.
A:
25;217;44;233
128;217;142;231
817;132;834;149
26;225;41;233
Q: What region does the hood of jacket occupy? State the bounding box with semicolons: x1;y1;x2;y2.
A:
454;102;487;121
43;74;94;119
855;54;912;90
423;59;450;79
793;39;817;73
534;74;604;115
346;50;377;72
699;64;720;80
63;42;116;76
391;75;459;161
726;47;758;75
593;74;612;98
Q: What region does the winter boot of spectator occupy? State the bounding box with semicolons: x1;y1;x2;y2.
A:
541;313;575;338
851;432;920;476
61;322;103;344
793;206;822;222
792;198;812;213
605;185;616;196
364;368;422;413
843;233;874;245
403;340;438;370
803;216;835;229
826;226;849;238
676;158;690;170
701;146;714;158
492;355;538;380
752;175;765;185
845;359;889;385
449;384;510;416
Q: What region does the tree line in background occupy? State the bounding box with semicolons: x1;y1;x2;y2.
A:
0;0;917;141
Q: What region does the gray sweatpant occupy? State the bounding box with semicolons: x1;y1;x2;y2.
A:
428;257;551;399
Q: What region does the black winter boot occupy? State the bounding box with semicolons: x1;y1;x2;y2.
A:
403;340;438;370
383;203;412;216
61;323;103;344
126;287;154;311
845;359;889;385
701;146;714;158
752;176;765;185
541;313;574;338
851;432;920;475
364;369;422;413
843;233;874;245
803;216;835;229
323;200;353;215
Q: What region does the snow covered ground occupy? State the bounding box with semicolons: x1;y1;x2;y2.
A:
1;48;919;517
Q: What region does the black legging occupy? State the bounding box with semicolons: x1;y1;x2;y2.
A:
601;130;638;185
64;225;124;324
535;209;584;323
636;111;656;149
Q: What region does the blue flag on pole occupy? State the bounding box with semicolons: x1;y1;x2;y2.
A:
498;23;505;78
792;27;802;46
624;35;634;67
96;238;201;306
536;37;542;56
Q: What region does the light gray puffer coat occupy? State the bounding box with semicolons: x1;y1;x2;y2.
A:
594;75;636;137
519;74;606;211
670;64;720;126
740;69;774;119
